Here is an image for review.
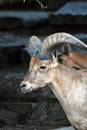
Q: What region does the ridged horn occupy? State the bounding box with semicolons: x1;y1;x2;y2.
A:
41;32;87;55
28;36;41;56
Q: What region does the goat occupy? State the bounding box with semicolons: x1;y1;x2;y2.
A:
20;54;87;130
58;44;87;69
20;33;87;130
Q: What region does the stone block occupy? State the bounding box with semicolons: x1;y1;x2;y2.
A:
49;1;87;25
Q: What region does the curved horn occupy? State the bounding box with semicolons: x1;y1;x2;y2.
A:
41;32;87;55
28;36;41;56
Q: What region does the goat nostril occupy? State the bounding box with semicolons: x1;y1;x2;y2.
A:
20;84;26;88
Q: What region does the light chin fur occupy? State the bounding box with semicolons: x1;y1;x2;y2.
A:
21;86;33;93
20;81;34;93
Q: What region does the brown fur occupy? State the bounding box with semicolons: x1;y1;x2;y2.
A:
59;44;87;69
69;52;87;68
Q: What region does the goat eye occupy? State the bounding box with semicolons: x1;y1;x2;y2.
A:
39;65;46;70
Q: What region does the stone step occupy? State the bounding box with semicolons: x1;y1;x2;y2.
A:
49;1;87;25
0;11;50;30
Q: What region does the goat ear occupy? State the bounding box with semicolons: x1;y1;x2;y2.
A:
64;43;72;56
51;53;58;67
52;52;58;64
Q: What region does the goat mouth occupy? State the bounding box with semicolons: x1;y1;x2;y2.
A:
21;86;33;93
